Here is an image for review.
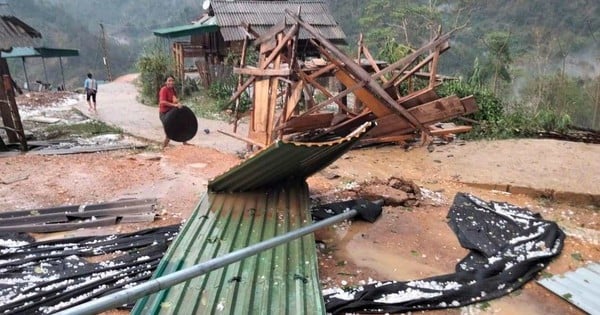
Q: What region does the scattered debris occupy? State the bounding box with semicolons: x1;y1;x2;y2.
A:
323;193;565;314
537;262;600;314
311;199;384;223
0;198;158;233
356;177;421;207
0;225;180;314
0;174;29;185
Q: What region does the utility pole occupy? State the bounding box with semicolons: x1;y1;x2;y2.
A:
99;23;113;81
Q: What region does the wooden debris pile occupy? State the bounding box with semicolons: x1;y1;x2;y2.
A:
226;10;477;149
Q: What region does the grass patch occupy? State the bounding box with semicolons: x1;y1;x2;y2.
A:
45;120;122;139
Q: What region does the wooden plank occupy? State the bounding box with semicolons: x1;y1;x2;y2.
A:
358;134;414;146
397;86;439;108
361;44;387;83
390;53;435;88
460;95;478;113
365;95;469;138
252;78;271;136
218;129;266;149
305;63;337;79
233;67;291;76
265;32;284;144
285;81;304;120
229;24;298;105
278;113;333;133
334;70;391;117
253;20;287;46
428;46;441;88
429;125;472;135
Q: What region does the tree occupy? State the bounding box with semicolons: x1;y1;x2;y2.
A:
480;31;512;94
358;0;441;52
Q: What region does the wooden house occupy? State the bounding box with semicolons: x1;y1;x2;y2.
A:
153;0;346;82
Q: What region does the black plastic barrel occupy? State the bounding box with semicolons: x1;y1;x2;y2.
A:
162;106;198;142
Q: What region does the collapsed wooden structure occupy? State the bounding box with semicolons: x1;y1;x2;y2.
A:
227;10;477;148
0;15;42;151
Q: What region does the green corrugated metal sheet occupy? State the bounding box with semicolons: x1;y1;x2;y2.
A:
153;18;219;38
209;122;373;192
1;46;79;58
131;180;324;315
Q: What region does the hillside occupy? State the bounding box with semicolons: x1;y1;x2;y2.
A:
1;0;200;88
1;0;599;128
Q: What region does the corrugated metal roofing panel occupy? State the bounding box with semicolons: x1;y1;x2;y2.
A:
209;122;372;192
219;25;346;43
0;15;41;51
537;262;600;314
1;46;79;58
212;0;345;42
131;180;325;315
153;21;219;38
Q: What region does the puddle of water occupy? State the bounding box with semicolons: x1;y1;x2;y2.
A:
342;234;447;280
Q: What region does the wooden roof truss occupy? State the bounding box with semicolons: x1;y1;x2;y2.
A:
227;10;478;148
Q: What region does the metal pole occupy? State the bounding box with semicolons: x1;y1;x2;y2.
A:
42;57;48;86
21;57;30;91
59;57;65;90
56;209;358;315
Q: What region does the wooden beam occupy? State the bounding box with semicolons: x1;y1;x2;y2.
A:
305;63;337;79
228;24;299;105
365;95;472;138
391;53;435;88
239;22;261;39
375;34;451;82
217;129;265;149
253;20;287;46
296;69;353;115
361;44;387;83
334;70;391;116
286;12;427;133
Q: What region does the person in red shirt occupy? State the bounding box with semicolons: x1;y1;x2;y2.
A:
158;75;188;149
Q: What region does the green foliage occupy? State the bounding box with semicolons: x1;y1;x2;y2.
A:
521;72;593;128
438;80;503;123
206;75;251;114
135;43;175;105
438;79;572;139
377;37;412;64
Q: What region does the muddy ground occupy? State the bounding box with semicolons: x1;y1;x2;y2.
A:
0;92;599;314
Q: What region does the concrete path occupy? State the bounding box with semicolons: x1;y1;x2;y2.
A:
73;76;248;155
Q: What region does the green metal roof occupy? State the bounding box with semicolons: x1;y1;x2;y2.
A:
0;46;79;58
153;17;219;38
209;122;373;192
131;180;325;315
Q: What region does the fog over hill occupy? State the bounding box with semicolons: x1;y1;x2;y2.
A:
1;0;598;95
